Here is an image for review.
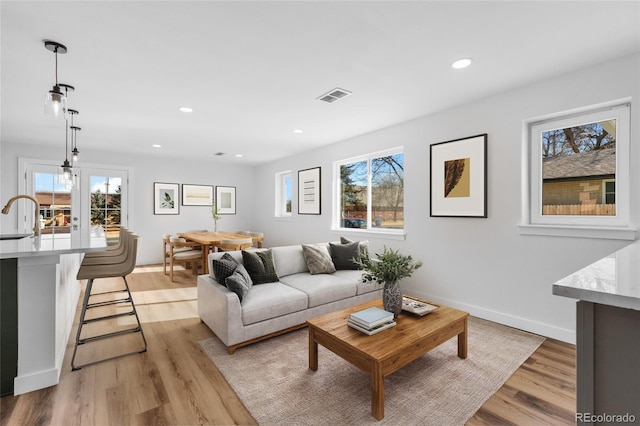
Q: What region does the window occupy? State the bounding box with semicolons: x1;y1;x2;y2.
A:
521;100;633;239
334;147;404;234
275;170;292;217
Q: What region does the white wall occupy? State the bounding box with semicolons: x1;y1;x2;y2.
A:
250;53;640;343
0;143;256;265
2;53;637;342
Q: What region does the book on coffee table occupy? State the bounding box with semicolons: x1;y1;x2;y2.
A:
347;318;396;335
402;297;438;316
349;307;394;328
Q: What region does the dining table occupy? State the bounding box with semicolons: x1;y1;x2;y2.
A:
177;230;264;274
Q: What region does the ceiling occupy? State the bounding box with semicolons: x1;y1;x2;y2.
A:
2;1;639;165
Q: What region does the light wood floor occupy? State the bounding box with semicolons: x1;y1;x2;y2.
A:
1;265;576;426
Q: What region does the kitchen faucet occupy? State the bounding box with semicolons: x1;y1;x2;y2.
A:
2;194;41;236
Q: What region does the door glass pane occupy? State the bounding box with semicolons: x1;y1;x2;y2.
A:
34;172;71;234
340;160;368;228
371;153;404;229
90;176;122;240
541;119;616;216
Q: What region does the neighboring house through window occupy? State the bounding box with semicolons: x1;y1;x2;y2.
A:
520;100;633;239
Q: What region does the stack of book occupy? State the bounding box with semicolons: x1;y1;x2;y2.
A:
348;306;396;335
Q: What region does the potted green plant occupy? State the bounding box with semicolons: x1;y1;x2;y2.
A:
211;203;221;234
354;246;423;318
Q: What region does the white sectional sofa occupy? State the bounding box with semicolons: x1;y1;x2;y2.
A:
197;242;382;353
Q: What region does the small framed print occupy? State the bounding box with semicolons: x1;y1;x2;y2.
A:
298;167;321;215
182;184;214;206
215;186;236;214
430;134;487;218
154;182;180;215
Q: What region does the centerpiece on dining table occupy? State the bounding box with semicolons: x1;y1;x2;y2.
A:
211;203;221;234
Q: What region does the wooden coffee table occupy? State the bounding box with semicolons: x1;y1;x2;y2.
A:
306;298;468;420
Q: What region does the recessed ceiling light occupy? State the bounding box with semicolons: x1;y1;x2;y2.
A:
293;129;304;134
235;154;243;158
152;144;161;148
179;106;193;113
451;58;473;69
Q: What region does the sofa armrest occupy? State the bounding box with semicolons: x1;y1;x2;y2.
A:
197;275;244;347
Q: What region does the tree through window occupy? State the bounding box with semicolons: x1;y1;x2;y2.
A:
337;148;404;231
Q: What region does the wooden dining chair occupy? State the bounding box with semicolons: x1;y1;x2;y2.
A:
167;236;203;281
236;231;264;248
217;237;254;252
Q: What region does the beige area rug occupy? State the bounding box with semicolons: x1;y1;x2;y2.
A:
199;317;545;425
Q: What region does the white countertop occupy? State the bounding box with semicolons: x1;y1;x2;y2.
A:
553;240;640;310
0;227;107;259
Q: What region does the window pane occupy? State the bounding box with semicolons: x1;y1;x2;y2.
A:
340;160;368;228
541;119;616;216
90;176;122;229
371;153;404;229
34;172;71;234
285;175;292;213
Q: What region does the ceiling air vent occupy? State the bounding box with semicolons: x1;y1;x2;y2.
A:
317;88;352;103
214;152;226;156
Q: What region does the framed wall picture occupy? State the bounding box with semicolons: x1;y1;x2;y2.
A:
298;166;321;215
154;182;180;215
430;134;487;218
215;186;236;214
182;184;214;206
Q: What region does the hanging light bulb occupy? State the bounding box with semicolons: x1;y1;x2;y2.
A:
44;41;68;118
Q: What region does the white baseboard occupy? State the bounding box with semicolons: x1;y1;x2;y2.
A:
14;367;60;395
409;291;576;344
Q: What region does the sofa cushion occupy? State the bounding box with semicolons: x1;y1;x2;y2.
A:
225;264;253;302
242;249;279;284
241;282;308;325
271;245;309;277
302;244;336;275
279;273;357;307
329;241;361;270
212;253;239;283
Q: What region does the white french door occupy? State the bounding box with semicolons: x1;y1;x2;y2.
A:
21;159;129;243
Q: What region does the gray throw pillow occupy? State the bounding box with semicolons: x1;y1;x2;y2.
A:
340;236;370;258
225;264;253;302
242;249;279;284
212;252;238;283
329;241;361;270
302;244;336;275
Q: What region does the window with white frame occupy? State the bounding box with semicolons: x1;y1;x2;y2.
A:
334;147;404;234
274;170;292;217
521;101;633;239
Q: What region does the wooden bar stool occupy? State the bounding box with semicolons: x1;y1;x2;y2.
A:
71;234;147;370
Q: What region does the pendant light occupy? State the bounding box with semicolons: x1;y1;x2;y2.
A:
60;115;73;182
68;109;80;163
44;41;68;118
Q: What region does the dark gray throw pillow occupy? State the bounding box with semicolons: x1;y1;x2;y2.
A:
330;241;361;270
340;236;370;258
212;252;239;283
242;249;279;284
225;264;253;302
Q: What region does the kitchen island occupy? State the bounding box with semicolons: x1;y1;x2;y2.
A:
553;240;640;423
0;228;106;396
